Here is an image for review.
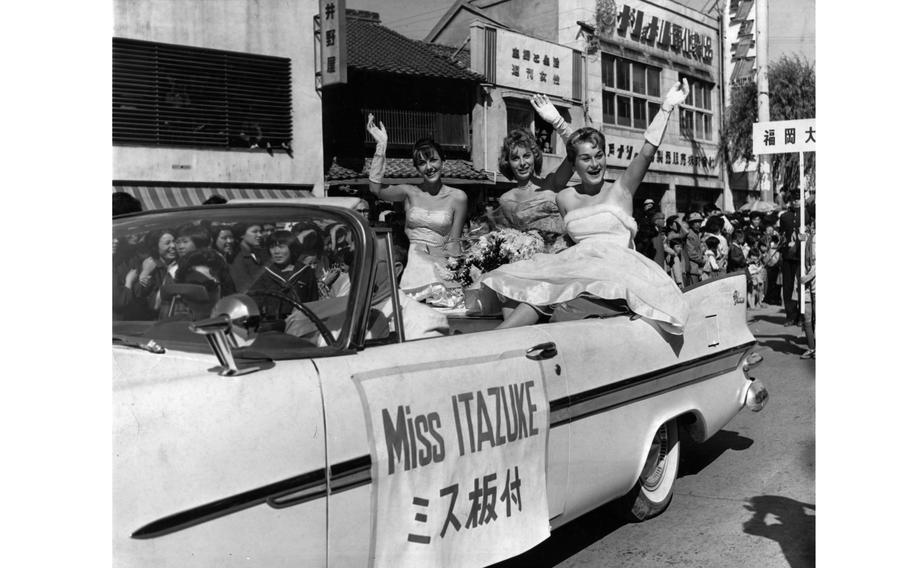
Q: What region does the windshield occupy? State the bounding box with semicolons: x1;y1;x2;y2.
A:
113;204;363;356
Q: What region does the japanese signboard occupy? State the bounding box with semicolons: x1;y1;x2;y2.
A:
752;119;816;155
318;0;347;86
600;130;719;176
354;352;551;568
496;28;574;99
614;2;714;65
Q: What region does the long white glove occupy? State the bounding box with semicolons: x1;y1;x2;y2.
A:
366;113;388;184
644;78;689;147
531;94;573;143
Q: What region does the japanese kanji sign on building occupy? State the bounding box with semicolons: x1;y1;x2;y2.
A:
495;28;575;100
615;3;714;65
354;351;551;567
318;0;347;86
752;118;816;155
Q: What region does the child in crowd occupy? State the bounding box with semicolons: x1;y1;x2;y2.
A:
747;248;766;309
666;237;685;289
702;236;721;281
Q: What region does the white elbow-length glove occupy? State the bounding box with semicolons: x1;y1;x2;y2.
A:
531;94;573;143
645;78;690;147
366;113;388;184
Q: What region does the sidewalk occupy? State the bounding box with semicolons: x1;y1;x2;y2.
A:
745;303;814;360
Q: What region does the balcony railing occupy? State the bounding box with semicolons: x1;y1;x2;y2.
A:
362;108;469;150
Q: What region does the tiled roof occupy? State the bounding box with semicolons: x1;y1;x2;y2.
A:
326;157;490;183
347;18;483;82
420;42;472;71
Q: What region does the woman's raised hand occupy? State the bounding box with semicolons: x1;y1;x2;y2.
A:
662;78;689;110
530;94;561;125
366;113;388;145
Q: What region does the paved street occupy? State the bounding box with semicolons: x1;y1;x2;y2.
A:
496;304;816;568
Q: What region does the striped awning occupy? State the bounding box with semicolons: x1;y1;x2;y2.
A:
113;184;314;211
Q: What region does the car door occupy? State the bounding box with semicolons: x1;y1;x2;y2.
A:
113;346;328;568
315;326;569;567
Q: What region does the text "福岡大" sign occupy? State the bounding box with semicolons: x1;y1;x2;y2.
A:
752;119;816;155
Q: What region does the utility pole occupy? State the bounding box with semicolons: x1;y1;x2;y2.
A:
755;0;772;202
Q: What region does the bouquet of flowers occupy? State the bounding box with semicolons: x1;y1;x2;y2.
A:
440;228;545;288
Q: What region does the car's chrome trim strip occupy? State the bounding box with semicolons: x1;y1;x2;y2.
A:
549;342;755;427
132;343;755;539
131;469;327;540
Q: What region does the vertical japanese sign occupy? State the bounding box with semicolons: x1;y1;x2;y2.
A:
353;351;551;568
319;0;347;86
752;118;816;155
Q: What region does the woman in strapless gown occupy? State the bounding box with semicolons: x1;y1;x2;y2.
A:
481;80;692;334
495;96;576;237
366;115;468;299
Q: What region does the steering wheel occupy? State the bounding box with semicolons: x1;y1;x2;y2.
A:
246;290;336;347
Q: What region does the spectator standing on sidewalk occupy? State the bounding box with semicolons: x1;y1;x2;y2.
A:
778;191;803;325
799;216;816;359
684;211;706;286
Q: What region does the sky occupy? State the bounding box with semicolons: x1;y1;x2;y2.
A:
347;0;815;63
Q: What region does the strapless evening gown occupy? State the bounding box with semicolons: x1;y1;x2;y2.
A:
480;203;689;334
400;205;453;298
499;189;565;234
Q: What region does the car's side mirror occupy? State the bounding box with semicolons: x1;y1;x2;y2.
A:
189;294;264;376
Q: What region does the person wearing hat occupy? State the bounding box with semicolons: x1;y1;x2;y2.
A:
683;211;706;286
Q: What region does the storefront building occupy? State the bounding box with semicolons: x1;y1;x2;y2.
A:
321;10;493;220
428;0;726;215
112;0;323;208
465;22;586;196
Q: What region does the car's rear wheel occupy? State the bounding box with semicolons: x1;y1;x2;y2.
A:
614;419;680;522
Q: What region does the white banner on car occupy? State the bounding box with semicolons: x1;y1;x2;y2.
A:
354;352;551;568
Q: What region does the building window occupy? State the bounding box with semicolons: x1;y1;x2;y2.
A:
506;99;564;154
112;37;292;151
602;54;662;131
678;74;714;141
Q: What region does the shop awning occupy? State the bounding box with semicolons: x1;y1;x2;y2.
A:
113;184;314;211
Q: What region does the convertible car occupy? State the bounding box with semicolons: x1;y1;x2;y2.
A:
113;198;767;567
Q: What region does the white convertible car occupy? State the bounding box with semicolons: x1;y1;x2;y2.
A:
113;198;767;567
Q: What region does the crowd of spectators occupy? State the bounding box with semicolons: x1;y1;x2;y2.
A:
112;192;355;323
633;191;816;358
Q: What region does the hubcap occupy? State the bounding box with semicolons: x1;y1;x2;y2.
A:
641;424;669;490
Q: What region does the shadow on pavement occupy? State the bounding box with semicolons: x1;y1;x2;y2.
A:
679;429;753;478
490;502;627;568
742;495;815;568
751;334;806;356
749;312;790;326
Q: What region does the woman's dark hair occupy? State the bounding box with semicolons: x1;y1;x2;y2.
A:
705;236;720;250
668;237;683;248
298;230;325;257
233;222;262;241
412;137;446;168
703;215;724;235
266;230;302;262
566;127;606;163
145;228;175;258
210;223;235;243
175;248;228;283
176;223;212;249
498;129;542;180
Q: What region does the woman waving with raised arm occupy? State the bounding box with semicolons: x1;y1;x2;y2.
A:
481;79;692;333
494;94;576;240
366;113;468;301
